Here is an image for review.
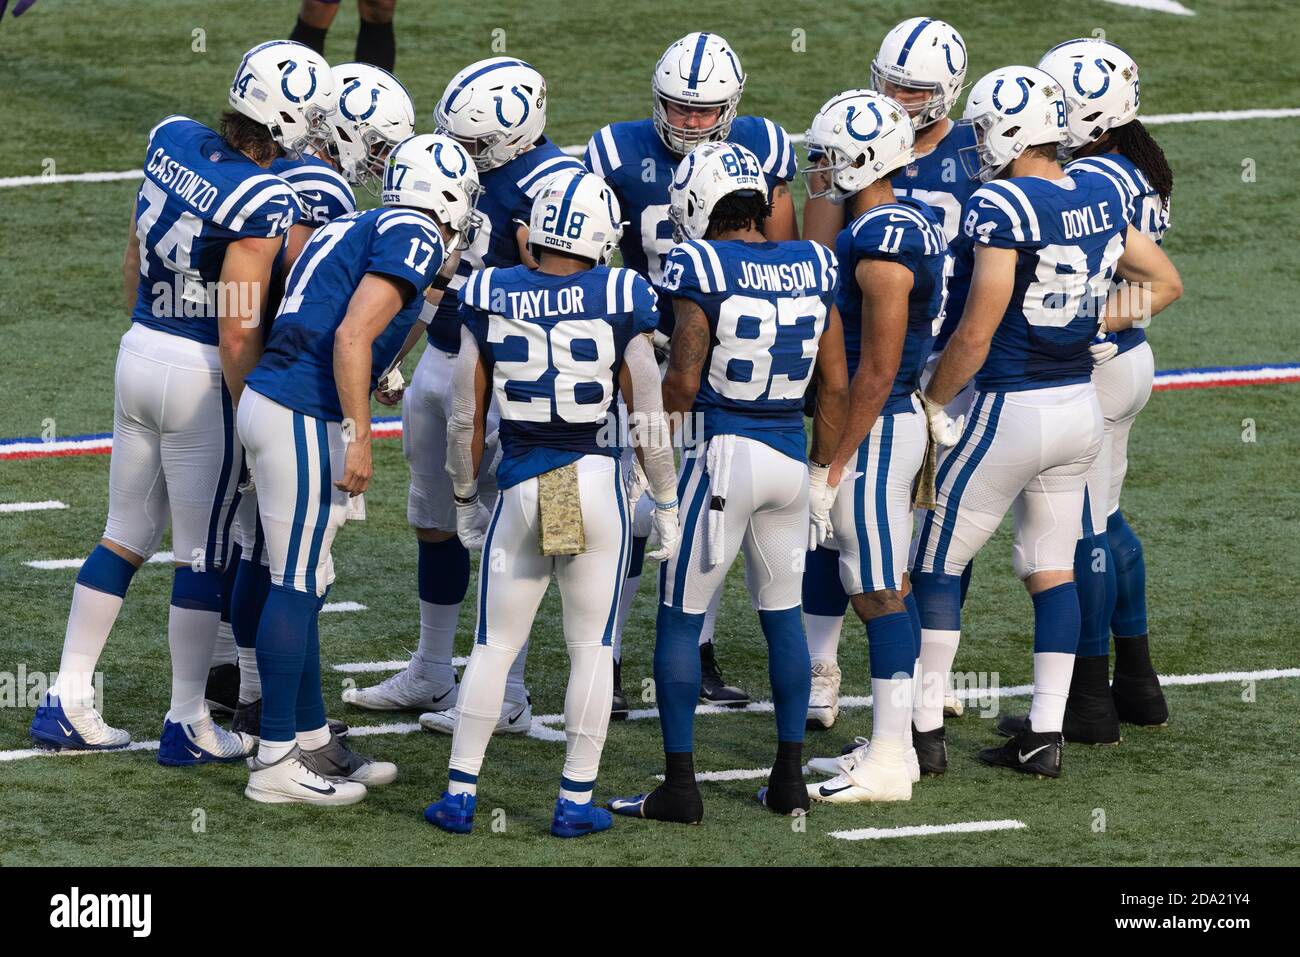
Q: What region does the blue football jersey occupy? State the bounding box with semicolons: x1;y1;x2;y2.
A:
660;238;838;461
891;120;981;243
460;264;659;489
271;153;357;226
1066;152;1170;355
836;198;950;412
583;116;797;286
246;207;447;422
960;172;1132;393
131;115;301;345
425;138;585;353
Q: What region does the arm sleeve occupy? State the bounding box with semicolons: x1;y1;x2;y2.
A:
623;333;677;507
446;324;482;500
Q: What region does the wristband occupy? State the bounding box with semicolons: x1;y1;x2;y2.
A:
655;498;679;511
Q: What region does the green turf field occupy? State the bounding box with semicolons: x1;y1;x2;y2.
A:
2;0;1298;867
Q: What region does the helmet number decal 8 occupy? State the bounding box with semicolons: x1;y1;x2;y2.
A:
709;294;826;401
540;205;588;239
488;315;615;424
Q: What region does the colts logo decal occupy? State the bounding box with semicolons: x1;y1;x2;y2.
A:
845;101;885;141
432;141;469;178
280;60;318;104
943;34;967;74
493;85;531;128
339;78;379;121
991;76;1032;114
1072;60;1111;99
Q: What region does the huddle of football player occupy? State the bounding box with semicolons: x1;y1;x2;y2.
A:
28;17;1182;834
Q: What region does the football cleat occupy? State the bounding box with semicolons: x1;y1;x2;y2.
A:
808;741;912;803
341;666;458;713
230;697;349;741
943;692;965;718
204;662;240;716
758;766;810;817
699;642;749;707
29;693;130;751
611;659;629;721
809;736;921;783
806;660;841;729
245;746;367;806
979;720;1063;778
158;715;255;766
298;732;396;786
425;791;476;834
608;783;704;825
1112;636;1169;726
996;656;1120;744
551;798;614;838
420;690;532;736
912;724;948;775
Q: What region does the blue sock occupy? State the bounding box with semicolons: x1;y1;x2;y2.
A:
1107;510;1148;637
959;561;974;607
910;571;963;631
654;604;705;753
255;584;316;742
219;542;241;627
867;611;916;680
1074;530;1116;658
171;566;222;612
230;560;272;649
1032;582;1081;654
801;545;849;617
758;607;809;743
418;536;470;605
76;545;137;597
903;591;922;658
626;535;648;580
296;598;326;733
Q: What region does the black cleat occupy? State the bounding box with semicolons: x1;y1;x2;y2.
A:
298;732;395;785
980;720;1063;778
912;724;948;775
699;642;749;707
611;659;629;721
1112;634;1168;726
608;783;704;824
231;697;348;740
204;663;239;716
997;656;1120;744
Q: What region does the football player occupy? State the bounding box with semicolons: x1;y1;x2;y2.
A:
290;0;398;72
584;32;800;714
28;41;332;764
910;66;1181;778
995;39;1174;743
609;143;848;824
239;133;480;805
342;58;584;732
424;171;679;837
797;91;951;803
799;18;976;729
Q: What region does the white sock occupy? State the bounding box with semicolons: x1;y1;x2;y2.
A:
563;641;612;793
237;646;261;704
871;675;914;749
412;599;459;679
912;628;960;733
910;657;923;729
612;573;641;663
448;779;477;797
1028;652;1076;733
257;737;295;765
698;588;722;646
450;643;517;787
212;619;237;666
52;583;125;709
505;640;529;698
166;605;220;724
804;612;844;664
559;785;593;805
296;723;332;751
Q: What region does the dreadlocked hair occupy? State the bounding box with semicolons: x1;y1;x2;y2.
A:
704;190;771;239
1110;119;1173;203
219;110;281;166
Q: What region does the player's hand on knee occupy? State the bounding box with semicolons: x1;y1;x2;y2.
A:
919;391;964;448
646;499;680;562
455;493;491;550
334;441;372;496
807;463;838;549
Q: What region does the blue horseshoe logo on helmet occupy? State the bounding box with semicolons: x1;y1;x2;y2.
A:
943;34;966;74
339;77;379;122
845;101;884;141
280;60;318;104
432;141;469;178
672;150;698;189
1072;60;1111;99
493;86;531;128
991;77;1031;114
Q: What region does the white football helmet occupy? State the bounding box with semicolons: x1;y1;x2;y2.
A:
527;170;623;265
959;66;1069;183
652;32;746;155
229;40;337;158
435;57;548;172
382;134;483;250
319;63;415;189
667;142;767;242
870;18;968;130
1037;38;1141;152
802;90;915;204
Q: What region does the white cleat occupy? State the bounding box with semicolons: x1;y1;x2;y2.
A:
806;660;841;729
245;746;367;806
808;742;913;804
420;690;532;736
943;692;964;718
188;714;255;759
341;666;458;713
808;736;920;784
30;693;131;751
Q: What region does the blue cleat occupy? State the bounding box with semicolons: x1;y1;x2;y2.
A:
551;798;613;838
157;716;254;767
29;693;130;752
608;783;703;824
425;791;476;834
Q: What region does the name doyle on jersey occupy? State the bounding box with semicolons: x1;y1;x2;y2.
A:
146;147;219;213
1062;202;1115;239
735;259;818;294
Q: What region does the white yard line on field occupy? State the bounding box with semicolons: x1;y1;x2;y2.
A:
332;657;470;673
1098;0;1195;16
2;108;1296;188
25;551;174;570
1;500;67;513
321;601;367;614
829;819;1029;841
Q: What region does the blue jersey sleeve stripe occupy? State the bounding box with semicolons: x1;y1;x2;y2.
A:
991;181;1041;241
583;135;604;176
289;178;356;211
605;267;622;313
676;242;710;294
148;114;189;140
518;156;584;196
1070;163;1138;225
698;241;727;292
375;211;438;238
211;174;283;228
975;185;1026;242
230;184;297;231
621;268;636;313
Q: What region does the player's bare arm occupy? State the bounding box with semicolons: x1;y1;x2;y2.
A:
926;244;1016;407
809;303;849;468
1101;225;1184;333
332;272;409;495
446;325;491;495
619;333;679;502
800;190;843;248
662;296;711;431
764;183;798;242
217;234;282;404
122;201;140;315
516;222;539;269
282;222;317;273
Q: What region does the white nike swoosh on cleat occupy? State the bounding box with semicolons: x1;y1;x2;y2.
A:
57;721;74;737
1018;744;1052;763
187;747;203;759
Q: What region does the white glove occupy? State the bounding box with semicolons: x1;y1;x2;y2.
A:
631;490;656;539
483;428;503;479
919;391;964;448
807;464;837;550
455;492;492;550
646;499;680;562
1090;334;1119;366
625;459;649;506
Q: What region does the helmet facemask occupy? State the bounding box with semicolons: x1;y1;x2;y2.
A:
871;63;948;130
652;93;739;156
